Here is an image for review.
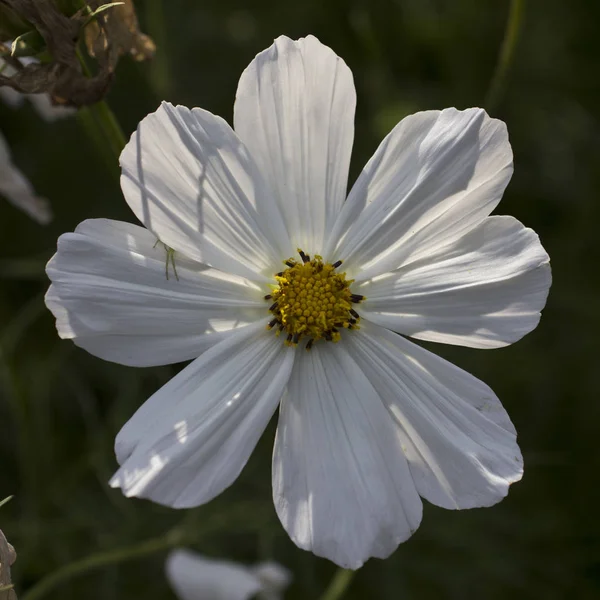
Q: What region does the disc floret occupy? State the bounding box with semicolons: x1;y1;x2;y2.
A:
265;249;364;349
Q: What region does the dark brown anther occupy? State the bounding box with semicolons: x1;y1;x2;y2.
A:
264;294;272;300
278;323;285;332
286;333;293;343
298;250;310;263
292;333;301;345
285;260;296;267
350;308;360;319
268;318;278;329
332;260;343;269
324;332;333;341
276;271;284;277
269;302;278;312
305;339;314;351
331;327;339;333
334;322;344;328
350;294;364;303
349;318;357;325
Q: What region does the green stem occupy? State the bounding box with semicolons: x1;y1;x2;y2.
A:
20;529;186;600
145;0;171;98
76;47;127;174
91;99;127;160
484;0;525;113
77;106;120;180
319;568;356;600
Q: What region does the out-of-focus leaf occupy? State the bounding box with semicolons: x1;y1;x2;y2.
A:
0;5;30;41
9;30;45;57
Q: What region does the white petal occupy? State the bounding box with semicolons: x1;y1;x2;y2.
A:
120;102;291;281
234;35;356;255
273;343;422;569
250;562;292;600
326;108;513;280
346;322;523;509
45;219;265;367
359;216;551;348
111;322;294;508
166;549;262;600
0;130;52;224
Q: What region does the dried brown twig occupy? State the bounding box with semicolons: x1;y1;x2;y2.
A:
0;0;153;106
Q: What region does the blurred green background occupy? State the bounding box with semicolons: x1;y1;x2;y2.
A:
0;0;598;598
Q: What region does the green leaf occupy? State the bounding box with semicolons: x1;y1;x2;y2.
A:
9;30;45;58
82;2;125;29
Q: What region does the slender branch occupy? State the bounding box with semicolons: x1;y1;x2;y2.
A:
20;528;186;600
484;0;525;112
319;568;356;600
19;502;267;600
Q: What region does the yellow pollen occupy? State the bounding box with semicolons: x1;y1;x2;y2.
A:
266;250;365;349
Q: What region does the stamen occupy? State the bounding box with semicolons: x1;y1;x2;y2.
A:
298;249;310;263
266;252;365;348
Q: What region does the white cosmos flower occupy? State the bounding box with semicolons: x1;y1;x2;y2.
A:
45;35;552;569
166;549;291;600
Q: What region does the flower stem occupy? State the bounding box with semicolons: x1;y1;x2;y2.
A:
20;528;185;600
77;106;120;180
319;568;356;600
91;99;127;160
75;47;127;175
484;0;525;113
145;0;172;98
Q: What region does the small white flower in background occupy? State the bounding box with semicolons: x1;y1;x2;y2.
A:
45;36;552;568
166;549;291;600
0;51;75;122
0;130;51;224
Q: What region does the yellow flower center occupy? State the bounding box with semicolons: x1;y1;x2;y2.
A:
265;249;364;350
